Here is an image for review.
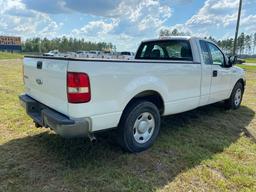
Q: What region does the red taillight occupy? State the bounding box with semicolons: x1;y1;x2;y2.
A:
67;72;91;103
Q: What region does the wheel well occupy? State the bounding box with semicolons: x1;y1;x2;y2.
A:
124;90;165;115
237;78;245;90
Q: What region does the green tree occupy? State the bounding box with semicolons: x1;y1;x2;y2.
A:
22;37;116;53
159;28;190;37
253;33;256;54
237;33;245;55
245;35;251;54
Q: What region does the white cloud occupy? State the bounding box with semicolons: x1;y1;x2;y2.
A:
186;0;239;28
0;0;62;38
0;0;255;51
70;0;172;50
114;0;171;36
163;0;256;41
240;15;256;32
72;20;118;36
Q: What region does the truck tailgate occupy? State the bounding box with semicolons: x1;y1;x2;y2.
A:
23;57;68;115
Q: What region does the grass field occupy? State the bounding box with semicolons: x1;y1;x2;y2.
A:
236;64;256;71
0;52;23;60
0;60;256;192
245;58;256;63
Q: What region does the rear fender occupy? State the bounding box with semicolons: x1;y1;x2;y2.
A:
120;76;168;112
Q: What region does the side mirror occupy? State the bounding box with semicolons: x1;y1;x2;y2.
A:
227;55;237;67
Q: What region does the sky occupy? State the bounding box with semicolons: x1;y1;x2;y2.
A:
0;0;255;51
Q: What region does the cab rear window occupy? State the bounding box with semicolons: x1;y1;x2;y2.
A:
135;40;193;61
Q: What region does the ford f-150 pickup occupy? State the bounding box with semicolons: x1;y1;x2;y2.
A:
19;36;246;153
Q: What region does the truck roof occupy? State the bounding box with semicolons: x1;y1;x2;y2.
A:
142;36;201;43
141;36;219;47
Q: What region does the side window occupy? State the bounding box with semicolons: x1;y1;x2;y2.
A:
207;43;225;65
199;41;211;64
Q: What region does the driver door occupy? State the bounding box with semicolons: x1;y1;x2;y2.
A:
206;42;233;103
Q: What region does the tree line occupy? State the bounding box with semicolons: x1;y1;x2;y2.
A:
21;30;256;55
160;29;256;56
22;37;116;53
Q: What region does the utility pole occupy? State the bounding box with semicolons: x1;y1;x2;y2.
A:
233;0;243;55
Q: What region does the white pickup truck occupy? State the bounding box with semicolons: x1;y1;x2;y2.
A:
20;36;246;153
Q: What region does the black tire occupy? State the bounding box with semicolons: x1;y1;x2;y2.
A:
118;100;161;153
224;81;244;110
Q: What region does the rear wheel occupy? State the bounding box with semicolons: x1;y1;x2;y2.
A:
224;82;244;110
118;100;161;153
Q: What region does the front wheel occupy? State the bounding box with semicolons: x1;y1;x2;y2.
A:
224;82;244;110
118;100;161;153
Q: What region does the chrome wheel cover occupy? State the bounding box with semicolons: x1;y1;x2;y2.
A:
133;112;155;144
234;88;242;106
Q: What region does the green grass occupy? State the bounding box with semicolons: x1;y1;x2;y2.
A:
245;58;256;63
236;64;256;71
0;52;23;60
0;60;256;192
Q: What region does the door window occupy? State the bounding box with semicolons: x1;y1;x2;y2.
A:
207;43;225;65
